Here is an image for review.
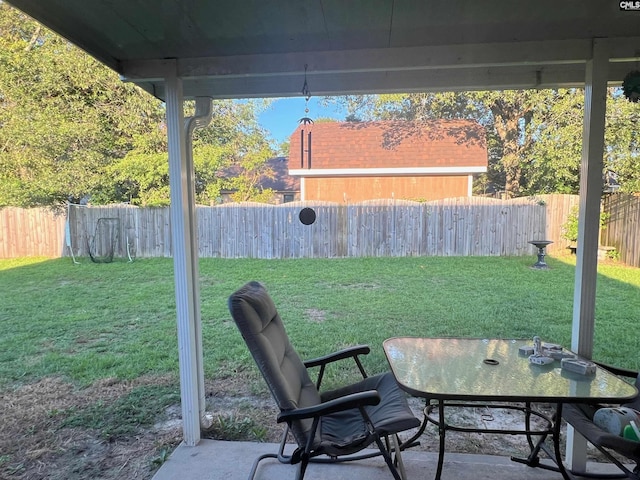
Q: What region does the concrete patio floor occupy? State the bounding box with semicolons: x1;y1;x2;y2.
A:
151;439;625;480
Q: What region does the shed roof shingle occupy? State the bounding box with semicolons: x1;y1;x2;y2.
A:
289;120;487;170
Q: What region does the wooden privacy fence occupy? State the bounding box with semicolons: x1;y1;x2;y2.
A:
601;193;640;267
0;207;67;258
0;194;580;259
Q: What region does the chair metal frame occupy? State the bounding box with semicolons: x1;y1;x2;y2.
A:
248;346;410;480
563;362;640;480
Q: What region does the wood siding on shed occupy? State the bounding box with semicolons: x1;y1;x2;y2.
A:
303;176;470;202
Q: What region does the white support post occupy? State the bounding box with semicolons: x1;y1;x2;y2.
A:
566;38;609;472
164;63;203;446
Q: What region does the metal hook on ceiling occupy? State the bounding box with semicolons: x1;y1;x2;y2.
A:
301;64;311;102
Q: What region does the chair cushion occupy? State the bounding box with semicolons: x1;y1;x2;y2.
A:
318;372;420;456
228;281;321;446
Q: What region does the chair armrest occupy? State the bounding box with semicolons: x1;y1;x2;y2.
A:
276;390;380;423
303;345;370;368
594;361;638;379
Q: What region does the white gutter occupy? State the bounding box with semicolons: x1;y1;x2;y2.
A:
289;166;487;177
184;97;214;433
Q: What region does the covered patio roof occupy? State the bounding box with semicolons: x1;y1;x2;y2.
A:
7;0;640;98
6;0;640;474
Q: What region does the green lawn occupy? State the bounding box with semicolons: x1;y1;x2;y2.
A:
2;254;640;475
1;254;639;389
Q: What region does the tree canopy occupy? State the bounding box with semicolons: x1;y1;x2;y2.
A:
0;3;275;208
332;89;640;197
105;99;275;206
0;3;162;206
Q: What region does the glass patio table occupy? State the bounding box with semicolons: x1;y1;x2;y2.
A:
383;337;638;480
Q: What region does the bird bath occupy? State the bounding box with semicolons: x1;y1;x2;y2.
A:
529;240;553;269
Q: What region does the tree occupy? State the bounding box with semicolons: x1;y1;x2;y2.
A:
604;92;640;193
225;142;276;203
193;99;275;204
521;90;584;195
334;92;532;196
0;4;276;207
520;89;640;195
277;140;290;157
107;99;275;206
0;3;165;207
332;89;640;196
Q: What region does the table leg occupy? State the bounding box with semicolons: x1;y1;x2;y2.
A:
511;403;546;469
435;401;446;480
511;403;573;480
525;401;536;452
544;403;573;480
553;404;571;479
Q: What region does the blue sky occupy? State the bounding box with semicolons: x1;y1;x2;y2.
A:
257;97;346;146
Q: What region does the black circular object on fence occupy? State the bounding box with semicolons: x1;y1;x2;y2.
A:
299;208;316;225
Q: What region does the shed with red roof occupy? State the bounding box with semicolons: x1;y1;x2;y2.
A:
289;120;487;202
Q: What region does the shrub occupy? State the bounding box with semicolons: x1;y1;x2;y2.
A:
561;206;609;244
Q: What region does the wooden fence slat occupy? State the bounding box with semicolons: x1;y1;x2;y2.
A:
0;207;66;258
602;193;640;267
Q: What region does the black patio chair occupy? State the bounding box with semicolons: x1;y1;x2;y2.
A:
563;363;640;479
228;281;420;480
